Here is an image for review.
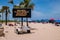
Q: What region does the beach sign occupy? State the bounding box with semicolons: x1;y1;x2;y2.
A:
13;8;31;18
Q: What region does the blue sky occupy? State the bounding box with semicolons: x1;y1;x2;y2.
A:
0;0;60;20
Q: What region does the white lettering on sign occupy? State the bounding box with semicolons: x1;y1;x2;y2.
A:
15;10;28;16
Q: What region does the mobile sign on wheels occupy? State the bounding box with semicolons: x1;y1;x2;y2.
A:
13;8;31;34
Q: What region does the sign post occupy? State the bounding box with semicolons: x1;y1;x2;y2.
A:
21;17;23;27
13;8;31;27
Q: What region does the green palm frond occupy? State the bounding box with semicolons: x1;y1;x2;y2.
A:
1;6;11;14
0;8;4;13
28;3;34;9
2;6;9;10
14;5;20;8
18;0;34;9
19;2;24;5
24;0;30;7
8;8;11;13
24;0;30;3
8;0;14;4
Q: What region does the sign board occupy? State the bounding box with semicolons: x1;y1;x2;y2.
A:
13;8;31;18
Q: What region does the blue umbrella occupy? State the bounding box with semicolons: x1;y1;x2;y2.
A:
55;20;60;22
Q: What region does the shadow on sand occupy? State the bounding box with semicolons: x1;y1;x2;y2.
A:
0;33;5;37
30;28;37;30
17;32;35;35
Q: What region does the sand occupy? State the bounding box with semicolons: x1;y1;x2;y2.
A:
0;22;60;40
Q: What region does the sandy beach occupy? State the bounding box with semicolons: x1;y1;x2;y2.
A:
0;22;60;40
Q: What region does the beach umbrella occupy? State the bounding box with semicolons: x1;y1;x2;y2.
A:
55;20;60;22
50;18;54;20
49;18;55;23
1;6;11;25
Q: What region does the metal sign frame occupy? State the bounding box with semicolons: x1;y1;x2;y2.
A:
13;8;31;18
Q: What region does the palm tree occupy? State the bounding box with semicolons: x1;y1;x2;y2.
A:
8;0;21;26
19;0;34;27
0;6;10;25
0;10;1;22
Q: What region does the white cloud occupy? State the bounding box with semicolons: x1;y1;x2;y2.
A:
31;9;60;20
31;11;46;20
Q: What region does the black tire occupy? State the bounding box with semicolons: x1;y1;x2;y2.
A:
27;30;31;33
17;32;20;34
16;29;20;34
57;25;59;26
